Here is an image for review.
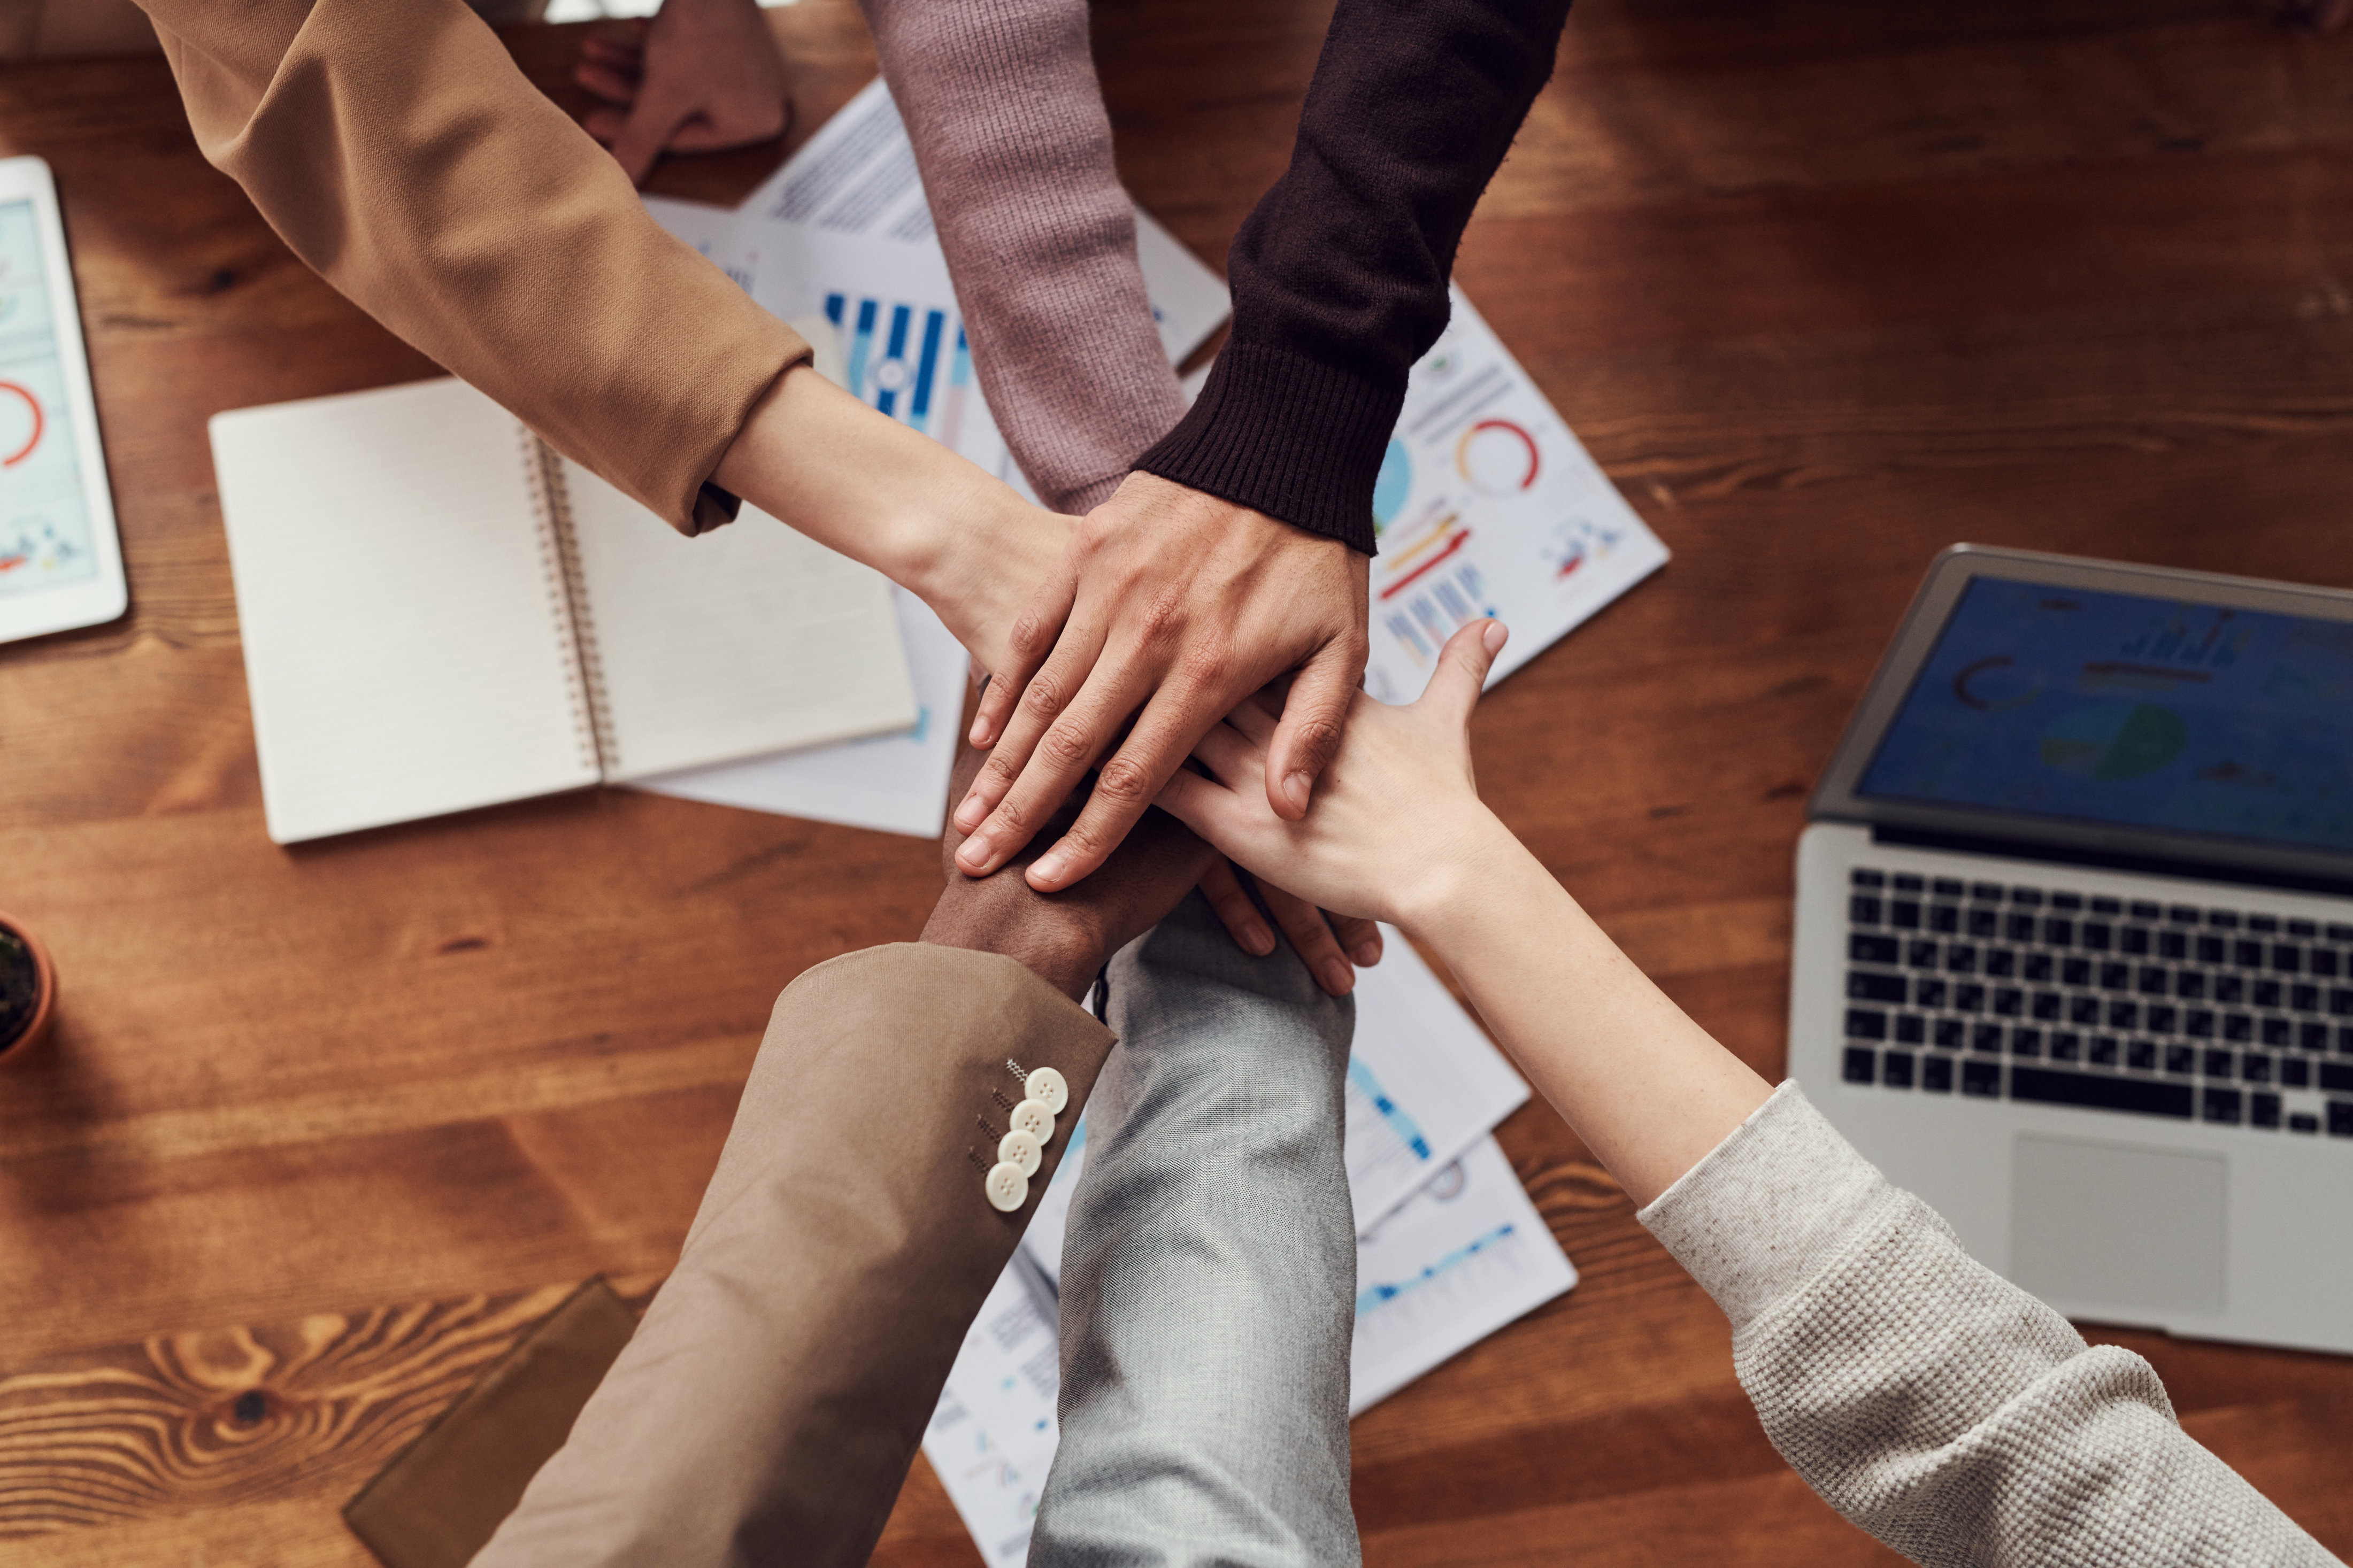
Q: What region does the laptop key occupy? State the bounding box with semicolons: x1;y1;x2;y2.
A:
2024;952;2054;983
1922;1055;1954;1093
1929;903;1960;933
2118;1038;2146;1070
2282;1056;2312;1088
2010;1066;2191;1118
2330;987;2353;1016
1915;979;1948;1008
2291;1112;2321;1133
1967;907;1998;938
2165;1045;2196;1076
1842;1046;1875;1084
1972;1023;2004;1053
1844;1008;1888;1040
2175;970;2207;1000
1890;900;1921;929
2010;1028;2043;1058
2050;1031;2082;1062
2224;1013;2254;1042
2262;1017;2291;1047
1849;933;1900;964
1850;895;1882;925
1985;949;2017;979
1994;988;2024;1017
2031;991;2062;1020
2240;1052;2272;1085
2202;1048;2234;1079
2331;1102;2353;1138
2043;917;2076;948
2320;1062;2353;1093
1906;938;1941;968
1934;1018;1964;1048
2202;1088;2242;1126
1847;970;1907;1003
1895;1014;1925;1044
2253;980;2282;1009
1954;983;1986;1012
1851;869;1886;889
1963;1060;2002;1096
2251;1092;2282;1130
2070;995;2101;1025
1946;943;1979;974
1883;1051;1916;1089
2216;975;2245;1004
2292;984;2319;1013
2185;1009;2214;1038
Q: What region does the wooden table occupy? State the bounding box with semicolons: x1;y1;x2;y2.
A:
5;3;2351;1562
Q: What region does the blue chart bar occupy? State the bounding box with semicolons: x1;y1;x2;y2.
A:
909;309;947;432
876;304;913;416
844;297;880;399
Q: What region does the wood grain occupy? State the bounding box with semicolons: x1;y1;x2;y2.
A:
2;1;2350;1564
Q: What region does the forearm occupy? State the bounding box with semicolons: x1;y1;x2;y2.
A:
1643;1088;2333;1566
141;0;803;536
1406;825;1770;1207
863;0;1185;514
1135;0;1574;549
715;366;1070;674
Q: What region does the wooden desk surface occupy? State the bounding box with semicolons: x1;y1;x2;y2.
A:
4;2;2351;1562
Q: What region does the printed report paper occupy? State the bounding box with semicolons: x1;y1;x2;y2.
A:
1362;288;1669;705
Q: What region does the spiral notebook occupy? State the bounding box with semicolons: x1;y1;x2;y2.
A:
211;377;917;845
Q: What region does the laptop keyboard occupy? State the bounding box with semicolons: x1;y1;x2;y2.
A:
1839;868;2353;1137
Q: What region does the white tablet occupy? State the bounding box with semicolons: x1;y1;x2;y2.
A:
0;155;126;643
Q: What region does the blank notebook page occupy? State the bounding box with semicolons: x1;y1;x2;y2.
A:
212;380;598;844
555;457;917;781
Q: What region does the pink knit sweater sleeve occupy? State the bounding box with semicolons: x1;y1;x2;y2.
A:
859;0;1185;515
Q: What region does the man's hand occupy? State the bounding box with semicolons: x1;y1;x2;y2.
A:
950;473;1370;893
924;738;1217;1000
574;0;791;186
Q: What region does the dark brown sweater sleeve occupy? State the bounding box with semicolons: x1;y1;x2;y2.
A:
1135;0;1574;555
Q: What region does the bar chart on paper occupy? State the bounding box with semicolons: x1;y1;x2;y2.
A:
824;290;980;449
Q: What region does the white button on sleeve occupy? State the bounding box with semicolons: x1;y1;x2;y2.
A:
985;1162;1029;1212
997;1128;1042;1178
1025;1065;1070;1116
1010;1099;1055;1144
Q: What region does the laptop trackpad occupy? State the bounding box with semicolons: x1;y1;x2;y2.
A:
2009;1136;2226;1317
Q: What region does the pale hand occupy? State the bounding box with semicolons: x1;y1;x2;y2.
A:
575;0;791;186
951;473;1370;894
1155;619;1512;932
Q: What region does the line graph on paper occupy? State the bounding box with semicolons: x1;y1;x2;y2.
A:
1344;1055;1437;1201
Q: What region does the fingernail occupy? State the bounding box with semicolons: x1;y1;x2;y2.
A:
1482;619;1508;655
1285;771;1312;811
1320;957;1355;995
968;715;992;746
1353;940;1382;965
1247;924;1275;957
956;835;992;872
953;795;986;831
1031;849;1068;886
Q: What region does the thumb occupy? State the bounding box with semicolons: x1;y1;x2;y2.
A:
1264;638;1362;821
608;88;696;185
1420;618;1507;728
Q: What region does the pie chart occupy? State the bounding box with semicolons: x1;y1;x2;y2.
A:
2039;701;2187;782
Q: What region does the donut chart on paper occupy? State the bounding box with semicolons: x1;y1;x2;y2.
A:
1455;418;1538;495
0;380;43;466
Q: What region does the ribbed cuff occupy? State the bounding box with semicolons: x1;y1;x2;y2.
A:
1637;1082;1893;1335
1133;342;1397;555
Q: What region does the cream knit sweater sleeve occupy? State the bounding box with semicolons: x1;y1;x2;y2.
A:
1640;1083;2339;1566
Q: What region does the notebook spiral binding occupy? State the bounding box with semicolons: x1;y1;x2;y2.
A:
521;429;619;776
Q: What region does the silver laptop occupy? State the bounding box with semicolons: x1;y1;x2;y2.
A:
1790;544;2353;1354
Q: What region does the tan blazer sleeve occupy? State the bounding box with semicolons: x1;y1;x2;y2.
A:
137;0;808;535
471;943;1117;1568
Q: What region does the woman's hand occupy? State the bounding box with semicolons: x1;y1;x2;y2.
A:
1155;619;1514;934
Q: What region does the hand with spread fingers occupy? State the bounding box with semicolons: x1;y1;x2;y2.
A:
948;472;1371;898
575;0;793;186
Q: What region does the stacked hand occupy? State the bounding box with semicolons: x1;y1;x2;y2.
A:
951;474;1370;895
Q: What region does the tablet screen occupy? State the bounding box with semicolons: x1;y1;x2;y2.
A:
1857;576;2353;854
0;198;99;598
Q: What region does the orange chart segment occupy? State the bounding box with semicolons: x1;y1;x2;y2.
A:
0;380;41;466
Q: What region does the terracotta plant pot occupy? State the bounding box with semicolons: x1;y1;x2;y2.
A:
0;911;56;1062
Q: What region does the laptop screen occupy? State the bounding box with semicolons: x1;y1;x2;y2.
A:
1857;577;2353;855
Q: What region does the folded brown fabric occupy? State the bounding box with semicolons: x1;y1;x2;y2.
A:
345;1278;637;1568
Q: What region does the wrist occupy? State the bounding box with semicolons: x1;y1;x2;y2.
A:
1393;810;1542;945
918;909;1100;1001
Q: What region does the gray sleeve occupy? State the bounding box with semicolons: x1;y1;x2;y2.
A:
1639;1084;2337;1567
